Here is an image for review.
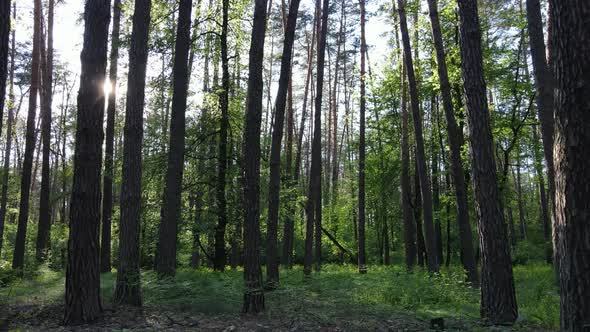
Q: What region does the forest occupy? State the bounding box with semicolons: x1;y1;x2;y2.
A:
0;0;588;330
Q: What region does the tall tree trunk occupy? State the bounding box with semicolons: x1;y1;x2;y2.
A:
525;0;555;248
431;98;443;265
305;0;329;275
331;0;344;203
36;0;55;263
549;1;590;329
455;0;517;324
12;0;42;272
414;158;426;267
113;0;151;306
0;1;15;258
156;0;192;278
242;0;268;313
100;0;122;273
283;21;315;268
394;1;416;270
532;124;551;263
397;0;438;273
0;0;8;136
357;0;367;274
515;158;527;240
213;0;230;272
426;0;477;285
64;0;111;324
266;0;302;285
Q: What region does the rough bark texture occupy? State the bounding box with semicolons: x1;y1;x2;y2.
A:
549;1;590;329
0;1;14;258
113;0;151;306
356;0;367;275
64;0;110;324
456;0;517;324
213;0;230;272
397;0;438;273
426;0;477;285
525;0;555;242
156;0;192;278
36;0;55;263
532;124;551;263
0;0;8;138
266;0;302;285
12;0;42;272
242;0;268;313
100;0;122;273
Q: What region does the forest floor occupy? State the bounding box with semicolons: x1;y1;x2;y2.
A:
0;264;558;331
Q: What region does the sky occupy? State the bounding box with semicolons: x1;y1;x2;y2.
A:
15;0;392;84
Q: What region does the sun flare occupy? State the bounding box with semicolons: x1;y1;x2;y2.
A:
103;79;112;96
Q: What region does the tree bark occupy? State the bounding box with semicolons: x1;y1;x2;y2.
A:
532;124;551;263
356;0;367;274
455;0;517;324
36;0;55;263
266;0;302;286
113;0;151;306
156;0;192;278
213;0;230;272
397;0;438;273
426;0;477;285
0;1;15;258
431;98;443;265
100;0;122;273
525;0;555;246
0;0;9;137
305;0;328;276
242;0;268;313
549;1;590;329
64;0;111;324
414;158;426;267
12;0;42;272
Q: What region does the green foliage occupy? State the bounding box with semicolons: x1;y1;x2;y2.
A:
1;264;559;330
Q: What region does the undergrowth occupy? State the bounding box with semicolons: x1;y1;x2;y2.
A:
0;263;559;330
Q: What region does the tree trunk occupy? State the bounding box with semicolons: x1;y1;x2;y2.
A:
431;98;443;265
414;158;426;267
426;0;477;285
455;0;517;324
397;0;438;273
284;19;316;269
357;0;367;274
213;0;230;272
64;0;111;324
36;0;55;263
12;0;42;272
305;0;329;275
100;0;122;273
515;160;526;240
156;0;192;278
266;0;302;286
549;1;590;329
532;124;551;263
0;1;15;258
113;0;151;306
525;0;555;243
242;0;268;313
0;0;9;137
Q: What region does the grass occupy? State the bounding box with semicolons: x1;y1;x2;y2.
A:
0;263;559;331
